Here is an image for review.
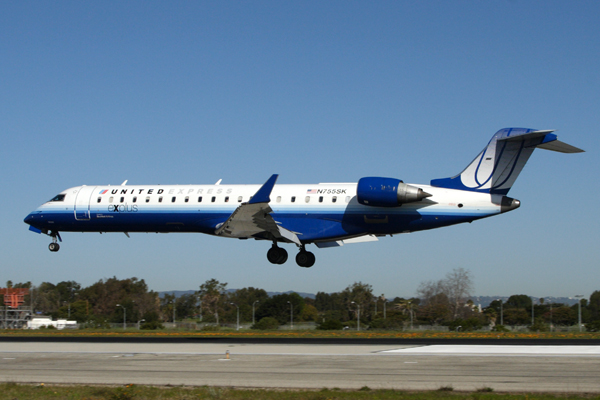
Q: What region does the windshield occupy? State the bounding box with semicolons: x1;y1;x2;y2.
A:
49;194;65;202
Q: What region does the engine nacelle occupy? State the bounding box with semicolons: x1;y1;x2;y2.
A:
357;177;431;207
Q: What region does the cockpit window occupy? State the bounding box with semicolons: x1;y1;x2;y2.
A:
49;194;65;202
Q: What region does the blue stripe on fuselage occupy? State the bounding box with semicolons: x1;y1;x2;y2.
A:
25;203;495;242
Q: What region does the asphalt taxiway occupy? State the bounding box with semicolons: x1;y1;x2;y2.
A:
0;338;599;392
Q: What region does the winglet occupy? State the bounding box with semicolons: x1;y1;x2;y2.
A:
248;174;278;204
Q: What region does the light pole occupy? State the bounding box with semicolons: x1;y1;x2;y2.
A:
230;303;239;330
197;297;202;322
116;304;126;330
549;300;553;332
408;301;413;330
382;295;386;320
496;299;503;326
252;300;259;325
287;301;294;329
64;301;71;319
351;301;360;331
574;295;584;332
137;319;145;330
531;297;535;326
172;295;176;324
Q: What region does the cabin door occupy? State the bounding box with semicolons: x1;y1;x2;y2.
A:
74;186;96;220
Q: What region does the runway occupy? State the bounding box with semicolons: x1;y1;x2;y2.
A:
1;340;599;392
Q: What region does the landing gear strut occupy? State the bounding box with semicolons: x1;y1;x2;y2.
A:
267;244;288;264
48;231;61;252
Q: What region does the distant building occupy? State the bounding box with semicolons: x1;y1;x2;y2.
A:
27;317;77;330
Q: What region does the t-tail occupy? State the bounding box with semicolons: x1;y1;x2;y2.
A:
430;128;584;195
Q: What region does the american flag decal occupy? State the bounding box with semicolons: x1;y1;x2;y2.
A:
307;189;318;194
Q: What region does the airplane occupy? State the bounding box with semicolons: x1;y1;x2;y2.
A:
24;128;583;268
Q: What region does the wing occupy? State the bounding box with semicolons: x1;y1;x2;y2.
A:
214;174;301;245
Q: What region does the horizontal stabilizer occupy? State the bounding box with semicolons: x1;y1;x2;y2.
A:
537;140;584;153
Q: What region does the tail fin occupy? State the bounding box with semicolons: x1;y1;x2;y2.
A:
430;128;584;195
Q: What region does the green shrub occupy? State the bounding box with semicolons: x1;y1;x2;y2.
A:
492;324;509;332
368;318;403;330
585;320;600;332
252;317;280;330
140;321;164;330
316;319;344;330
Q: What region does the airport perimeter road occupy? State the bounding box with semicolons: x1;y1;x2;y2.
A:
0;341;599;392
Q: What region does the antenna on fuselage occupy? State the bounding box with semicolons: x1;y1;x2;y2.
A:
215;179;222;185
121;180;128;186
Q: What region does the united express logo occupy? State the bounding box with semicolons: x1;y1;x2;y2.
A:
108;204;138;213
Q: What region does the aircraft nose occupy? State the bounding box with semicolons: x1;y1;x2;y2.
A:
24;211;42;226
24;213;34;225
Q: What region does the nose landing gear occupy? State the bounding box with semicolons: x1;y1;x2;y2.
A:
48;231;62;252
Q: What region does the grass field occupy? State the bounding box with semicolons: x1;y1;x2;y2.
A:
1;329;599;340
1;383;599;400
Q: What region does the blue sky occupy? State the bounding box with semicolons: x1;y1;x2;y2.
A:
2;1;598;299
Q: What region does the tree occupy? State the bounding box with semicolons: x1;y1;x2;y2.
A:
342;282;374;322
227;287;269;322
444;268;473;319
255;293;304;325
505;295;532;309
196;279;228;323
503;308;529;325
589;291;600;322
416;268;474;323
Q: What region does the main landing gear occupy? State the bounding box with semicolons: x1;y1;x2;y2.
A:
266;243;315;268
48;231;62;252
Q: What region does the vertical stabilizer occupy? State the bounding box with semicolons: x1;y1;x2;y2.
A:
430;128;583;195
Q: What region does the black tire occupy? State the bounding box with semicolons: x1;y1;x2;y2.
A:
49;243;60;252
296;251;309;267
267;247;281;264
276;248;288;264
305;251;315;268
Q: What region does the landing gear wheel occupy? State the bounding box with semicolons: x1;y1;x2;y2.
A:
296;251;315;268
267;246;288;264
48;242;60;252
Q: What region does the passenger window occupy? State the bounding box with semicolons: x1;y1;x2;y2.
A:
276;196;281;203
238;196;243;202
120;197;124;203
291;196;296;203
332;196;337;203
133;197;137;203
146;196;150;203
225;196;229;202
97;197;102;203
319;196;323;203
158;197;163;203
345;196;350;203
172;196;176;203
211;197;216;203
198;196;203;202
305;196;310;203
109;197;114;203
185;196;189;203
